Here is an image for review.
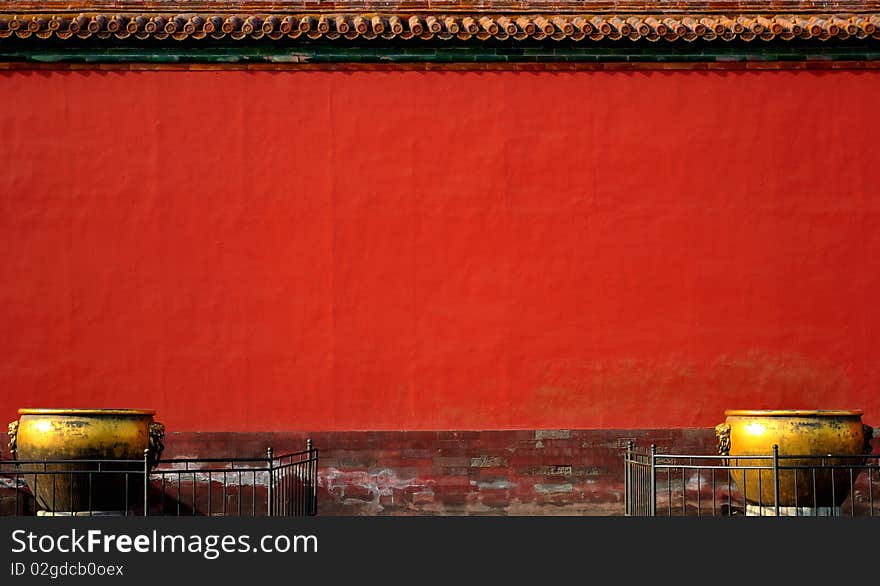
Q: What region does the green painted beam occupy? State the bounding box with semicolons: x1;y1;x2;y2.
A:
1;39;880;63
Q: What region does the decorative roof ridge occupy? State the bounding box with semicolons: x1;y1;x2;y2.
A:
1;10;878;42
4;0;880;13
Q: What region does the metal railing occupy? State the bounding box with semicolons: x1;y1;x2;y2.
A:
0;441;318;517
625;442;880;516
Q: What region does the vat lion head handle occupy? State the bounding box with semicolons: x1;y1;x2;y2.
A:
7;420;18;459
148;422;166;467
715;423;731;456
865;424;875;455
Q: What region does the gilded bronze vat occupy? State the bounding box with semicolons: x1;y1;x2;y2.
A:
715;410;873;509
7;408;164;513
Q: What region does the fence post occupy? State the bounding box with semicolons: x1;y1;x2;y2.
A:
625;441;633;516
266;447;274;517
307;437;317;516
650;444;657;517
772;444;780;517
143;449;150;517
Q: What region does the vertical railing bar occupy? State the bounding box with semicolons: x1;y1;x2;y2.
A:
773;445;780;517
634;450;651;517
681;460;686;516
637;457;642;516
812;466;818;514
637;449;642;516
632;456;636;516
68;470;74;514
757;462;763;512
636;457;641;516
624;445;629;516
308;439;316;516
649;444;657;517
208;471;212;516
267;447;274;517
849;467;855;517
144;449;150;517
727;462;731;516
711;468;716;517
696;466;701;517
829;456;836;517
314;448;319;515
625;442;631;516
633;450;650;517
635;446;640;517
633;456;638;516
636;457;640;516
290;462;295;517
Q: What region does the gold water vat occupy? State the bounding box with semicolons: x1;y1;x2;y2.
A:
715;410;873;510
8;408;164;513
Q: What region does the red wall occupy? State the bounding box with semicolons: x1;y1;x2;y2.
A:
1;69;879;432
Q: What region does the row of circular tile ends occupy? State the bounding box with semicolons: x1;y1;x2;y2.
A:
1;13;879;42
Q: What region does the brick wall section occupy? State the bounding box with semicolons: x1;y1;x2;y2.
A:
159;429;718;515
3;429;879;515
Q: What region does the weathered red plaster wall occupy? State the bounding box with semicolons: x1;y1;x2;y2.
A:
1;70;879;432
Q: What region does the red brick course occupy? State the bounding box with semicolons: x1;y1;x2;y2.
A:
4;429;878;515
158;428;717;515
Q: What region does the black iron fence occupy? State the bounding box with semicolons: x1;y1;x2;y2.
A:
0;442;318;517
625;442;880;516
